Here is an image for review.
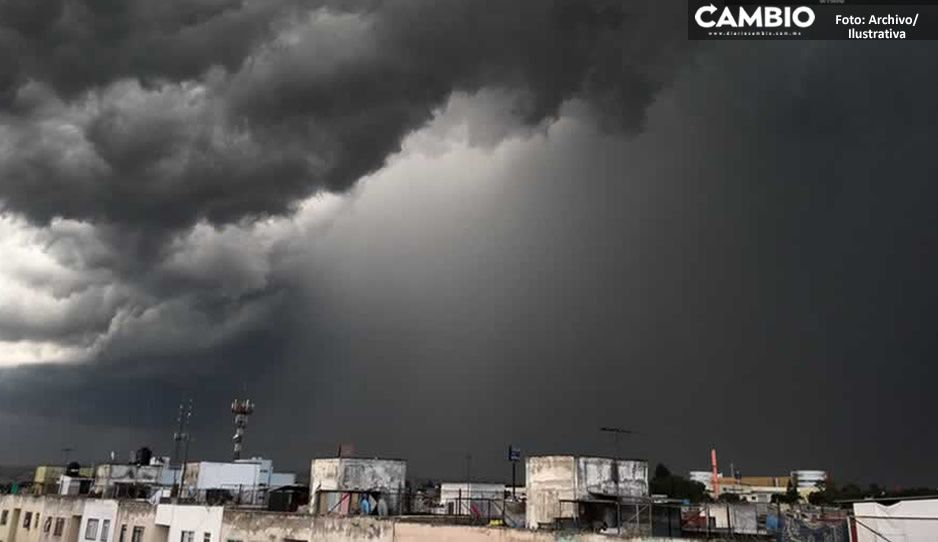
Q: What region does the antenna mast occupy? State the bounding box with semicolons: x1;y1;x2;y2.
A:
231;399;255;460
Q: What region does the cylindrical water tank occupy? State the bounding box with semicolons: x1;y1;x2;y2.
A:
792;470;827;489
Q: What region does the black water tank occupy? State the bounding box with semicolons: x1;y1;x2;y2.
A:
134;447;153;466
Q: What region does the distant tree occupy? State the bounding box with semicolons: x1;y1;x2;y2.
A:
718;492;741;503
772;480;801;504
808;480;937;505
650;463;708;502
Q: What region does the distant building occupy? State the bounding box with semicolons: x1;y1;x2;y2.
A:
309;458;406;516
791;470;827;498
525;455;649;533
94;465;165;499
33;466;94;496
689;469;825;502
180;458;295;506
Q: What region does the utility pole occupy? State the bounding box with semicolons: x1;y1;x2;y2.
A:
508;446;521;500
600;427;635;536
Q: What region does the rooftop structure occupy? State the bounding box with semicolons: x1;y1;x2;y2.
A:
309;457;406;516
180;458;295;506
525;455;649;532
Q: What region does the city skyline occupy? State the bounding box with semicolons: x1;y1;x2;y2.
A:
1;2;936;487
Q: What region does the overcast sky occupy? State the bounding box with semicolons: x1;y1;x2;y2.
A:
1;1;936;487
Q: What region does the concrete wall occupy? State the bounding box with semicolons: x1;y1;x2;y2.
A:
184;464;257;491
310;459;406;493
525;456;649;530
525;457;576;530
221;509;312;542
576;458;647;499
310;459;406;515
114;502;160;542
0;495;86;542
78;501;117;542
394;522;680;542
154;505;222;542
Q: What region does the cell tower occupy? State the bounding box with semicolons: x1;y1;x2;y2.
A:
231;399;255;460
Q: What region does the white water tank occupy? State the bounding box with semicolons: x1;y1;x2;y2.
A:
792;470;827;489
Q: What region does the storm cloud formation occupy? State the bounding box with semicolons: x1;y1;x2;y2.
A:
0;0;685;233
1;2;937;488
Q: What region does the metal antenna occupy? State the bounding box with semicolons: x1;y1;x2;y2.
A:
231;399;255;460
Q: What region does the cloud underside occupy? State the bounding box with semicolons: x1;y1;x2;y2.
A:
0;2;937;486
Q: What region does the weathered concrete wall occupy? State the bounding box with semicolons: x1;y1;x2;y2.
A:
575;458;647;499
310;459;406;516
154;504;223;542
525;456;649;530
525;457;577;529
114;501;161;542
310;517;393;542
0;495;86;542
395;522;690;542
78;500;118;542
221;509;312;542
311;459;406;493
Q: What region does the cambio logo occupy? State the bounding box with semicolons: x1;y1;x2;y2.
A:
695;4;815;29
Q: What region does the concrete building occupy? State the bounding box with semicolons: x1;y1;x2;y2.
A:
791;470;827;498
93;466;164;499
33;468;95;497
525;455;649;533
0;494;87;542
309;458;406;516
78;500;117;542
32;468;66;497
180;458;295;506
154;505;222;542
113;502;160;542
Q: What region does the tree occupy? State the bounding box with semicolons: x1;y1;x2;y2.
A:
772;480;801;504
650;463;708;502
718;492;741;503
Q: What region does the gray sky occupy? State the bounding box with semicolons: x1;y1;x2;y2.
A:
1;2;936;488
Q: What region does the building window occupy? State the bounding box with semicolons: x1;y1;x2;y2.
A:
35;514;40;528
100;520;110;542
119;524;127;542
54;518;66;536
203;533;210;542
1;510;7;526
24;512;33;529
131;526;144;542
180;530;194;542
85;519;99;540
44;517;53;533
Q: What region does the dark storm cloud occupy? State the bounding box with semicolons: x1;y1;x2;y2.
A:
0;0;292;101
0;0;689;235
0;5;936;489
